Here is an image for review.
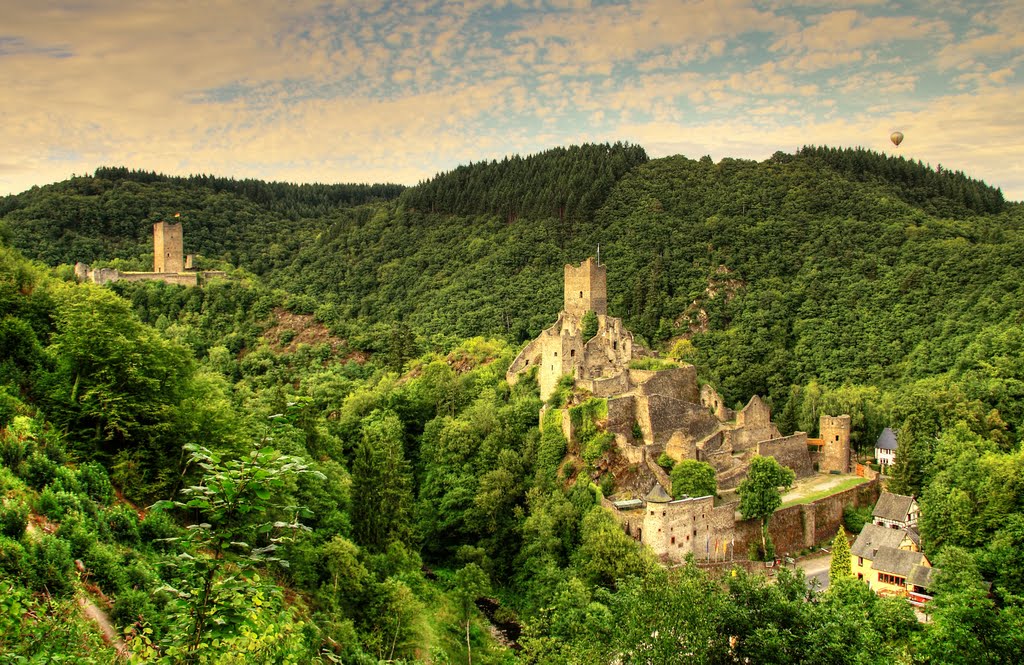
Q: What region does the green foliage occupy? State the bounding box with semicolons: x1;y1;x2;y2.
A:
655;451;675;471
669;459;717;499
829;529;852;584
581;310;598;341
151;442;323;659
738;456;795;560
0;497;29;538
842;504;872;534
27;534;75;597
628;357;678;371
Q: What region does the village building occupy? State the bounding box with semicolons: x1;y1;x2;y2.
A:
75;220;225;286
875;427;898;467
872;491;919;529
852;492;936;606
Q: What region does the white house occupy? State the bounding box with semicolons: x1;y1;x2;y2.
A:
875;427;898;467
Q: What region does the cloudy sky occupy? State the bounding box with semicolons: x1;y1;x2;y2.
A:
2;0;1022;199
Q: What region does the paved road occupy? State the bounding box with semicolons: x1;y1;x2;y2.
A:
796;551;832;592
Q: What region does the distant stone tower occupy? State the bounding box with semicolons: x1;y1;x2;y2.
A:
818;414;852;473
153;221;184;273
563;257;607;317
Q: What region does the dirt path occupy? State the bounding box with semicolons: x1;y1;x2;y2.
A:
77;596;131;660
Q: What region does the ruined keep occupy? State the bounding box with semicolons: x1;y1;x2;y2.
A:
507;257;639;401
153;221;184;273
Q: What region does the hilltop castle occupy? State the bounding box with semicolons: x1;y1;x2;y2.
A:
509;259;871;563
75;221;225;286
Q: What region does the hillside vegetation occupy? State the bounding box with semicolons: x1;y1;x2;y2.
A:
2;144;1024;661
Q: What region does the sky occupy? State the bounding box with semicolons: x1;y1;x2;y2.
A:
2;0;1022;200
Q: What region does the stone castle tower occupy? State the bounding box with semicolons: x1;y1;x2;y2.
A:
153;221;184;273
506;258;637;401
818;414;852;473
563;257;607;317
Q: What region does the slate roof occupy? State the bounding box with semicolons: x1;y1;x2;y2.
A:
871;547;928;578
645;483;673;503
612;499;644;510
908;564;938;590
872;492;916;522
851;523;912;559
876;427;898;451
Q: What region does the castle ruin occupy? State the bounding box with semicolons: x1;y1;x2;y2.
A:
75;220;225;287
509;258;860;563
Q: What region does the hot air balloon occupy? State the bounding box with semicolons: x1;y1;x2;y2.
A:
890;131;904;147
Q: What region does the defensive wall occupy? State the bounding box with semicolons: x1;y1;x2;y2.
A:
757;433;815;479
609;476;881;565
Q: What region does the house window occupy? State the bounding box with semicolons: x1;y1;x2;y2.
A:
570;349;575;358
662;511;666;516
553;352;557;357
857;573;863;581
671;537;676;544
878;573;906;587
580;291;583;298
613;341;617;350
836;435;840;441
858;557;863;566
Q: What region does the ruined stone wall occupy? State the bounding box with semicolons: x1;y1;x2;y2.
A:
606;395;637;439
700;384;734;421
757;433;814;478
579;373;630;397
581;316;632;380
563;258;607;317
631;366;699;404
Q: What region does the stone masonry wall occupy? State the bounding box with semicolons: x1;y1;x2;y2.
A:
757;433;814;479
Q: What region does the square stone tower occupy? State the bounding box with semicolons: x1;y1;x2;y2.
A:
563;257;607;317
818;414;852;473
153;221;184;273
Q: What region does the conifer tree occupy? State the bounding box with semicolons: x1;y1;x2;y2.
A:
830;527;852;584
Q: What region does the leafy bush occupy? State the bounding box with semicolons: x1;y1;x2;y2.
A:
82;542;126;595
103;505;141;545
20;451;57;490
139;508;182;551
56;510;99;558
122;558;159;591
49;466;82;495
35;487;83;521
656;452;675;471
0;429;29;471
581;310;598;341
111;588;158;633
78;462;114;504
0;498;29;538
599;473;615;497
843;505;873;534
28;534;75;596
582;432;614;465
0;535;28;578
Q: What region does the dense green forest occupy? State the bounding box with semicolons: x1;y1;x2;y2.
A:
2;144;1024;661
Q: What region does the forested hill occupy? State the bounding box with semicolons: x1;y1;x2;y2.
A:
3;145;1022;411
0;168;404;270
400;142;649;223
